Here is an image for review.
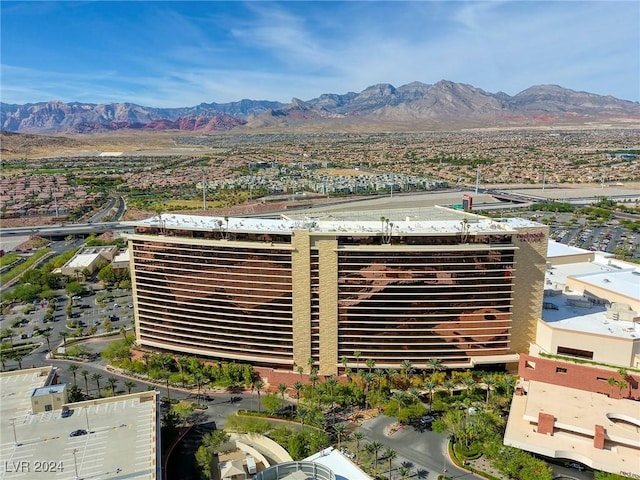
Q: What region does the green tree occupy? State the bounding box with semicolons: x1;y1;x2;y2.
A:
91;372;103;397
368;441;383;471
107;376;118;396
333;422;347;450
398;466;411;480
124;380;136;394
354;350;361;373
293;381;304;401
254;380;265;413
385;448;397;480
351;431;365;464
424;379;437;413
68;364;79;386
81;369;90;394
262;394;281;415
483;374;496;403
278;383;288;404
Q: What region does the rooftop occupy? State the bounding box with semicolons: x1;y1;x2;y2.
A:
542;245;640;339
305;447;371;480
0;369;159;480
505;380;639;473
32;384;66;397
135;207;541;236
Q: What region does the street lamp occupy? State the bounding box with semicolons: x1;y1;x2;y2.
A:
84;407;91;433
73;448;79;480
10;418;18;446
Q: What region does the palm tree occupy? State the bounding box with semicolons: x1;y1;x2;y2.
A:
483;374;496;403
366;358;376;373
42;330;52;352
369;441;383;471
81;369;90;394
400;360;413;384
68;364;79;386
341;356;349;374
254;380;264;413
398;466;411;480
296;365;304;380
91;372;103;397
361;372;374;408
107;376;118;396
333;422;347;450
426;358;443;375
296;405;309;429
326;376;338;421
461;376;476;396
278;383;288;404
351;431;365;464
354;350;362;373
293;381;304;401
391;391;406;408
162;371;172;404
59;331;69;347
444;379;456;397
124;380;135;394
12;351;25;369
142;353;151;378
385;448;397;480
307;356;315;373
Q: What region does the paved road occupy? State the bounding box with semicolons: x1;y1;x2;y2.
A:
358;414;476;480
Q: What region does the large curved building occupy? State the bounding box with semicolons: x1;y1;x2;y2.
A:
127;207;547;375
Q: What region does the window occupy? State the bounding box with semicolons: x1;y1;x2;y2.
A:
557;346;593;360
525;361;536;369
556;367;567;374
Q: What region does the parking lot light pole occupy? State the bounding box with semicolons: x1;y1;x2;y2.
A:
73;448;79;480
10;419;17;445
84;407;90;433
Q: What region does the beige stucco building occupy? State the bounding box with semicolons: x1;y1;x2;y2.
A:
504;242;640;477
127;207;547;375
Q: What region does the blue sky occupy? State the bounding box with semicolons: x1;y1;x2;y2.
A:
1;1;638;107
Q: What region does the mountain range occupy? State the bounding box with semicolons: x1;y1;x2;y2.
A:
1;80;638;133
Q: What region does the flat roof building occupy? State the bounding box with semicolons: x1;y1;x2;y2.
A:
0;367;160;479
60;246;118;276
127;207;548;375
504;242;640;477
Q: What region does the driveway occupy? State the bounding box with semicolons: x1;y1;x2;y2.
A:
357;414;477;480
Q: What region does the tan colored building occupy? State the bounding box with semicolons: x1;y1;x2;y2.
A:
31;383;68;413
127;208;548;375
504;243;640;476
60;245;118;276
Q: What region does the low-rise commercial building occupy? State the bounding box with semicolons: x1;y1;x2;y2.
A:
504;242;640;476
0;367;160;479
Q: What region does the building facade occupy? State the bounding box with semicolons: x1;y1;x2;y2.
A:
504;243;640;476
127;208;547;375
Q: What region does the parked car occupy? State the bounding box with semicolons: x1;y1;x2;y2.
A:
69;429;87;437
565;462;585;471
61;406;72;418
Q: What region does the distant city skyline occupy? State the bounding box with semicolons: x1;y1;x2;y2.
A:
1;1;638;107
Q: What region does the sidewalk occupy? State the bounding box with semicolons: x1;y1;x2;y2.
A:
464;456;508;479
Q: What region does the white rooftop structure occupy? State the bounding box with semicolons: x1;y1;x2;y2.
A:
135;207;541;236
543;243;640;340
305;448;372;480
